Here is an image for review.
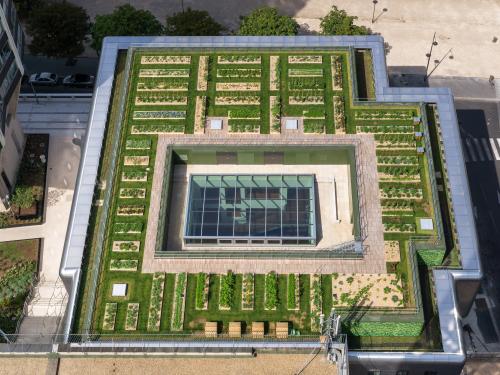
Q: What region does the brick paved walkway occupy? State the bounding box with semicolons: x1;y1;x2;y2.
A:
142;133;386;274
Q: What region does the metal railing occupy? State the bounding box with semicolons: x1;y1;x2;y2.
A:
19;93;93;100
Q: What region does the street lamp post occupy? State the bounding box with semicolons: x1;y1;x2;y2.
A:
425;48;453;81
372;0;378;23
425;32;438;80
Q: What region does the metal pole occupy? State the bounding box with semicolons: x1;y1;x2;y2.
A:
371;0;378;23
425;32;438;78
30;82;40;104
425;48;453;81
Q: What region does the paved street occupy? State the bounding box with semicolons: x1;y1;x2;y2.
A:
455;98;500;353
21;55;98;94
66;0;500;78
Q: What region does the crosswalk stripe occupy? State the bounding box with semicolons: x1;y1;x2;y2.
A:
466;138;477;162
473;138;485;161
481;138;493;160
490;138;500;161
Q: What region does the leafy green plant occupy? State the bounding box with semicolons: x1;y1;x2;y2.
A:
195;273;207;310
91;4;163;52
287;274;296;310
11;186;35;209
113;222;143;234
219;272;235;309
26;1;90;58
265;272;278;310
0;262;36;304
238;7;299;36
147;273;165;331
320;6;370;36
165;8;224;36
242;273;254;309
125;139;152;150
171;273;187;330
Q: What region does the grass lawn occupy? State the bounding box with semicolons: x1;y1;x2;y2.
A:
74;48;449;352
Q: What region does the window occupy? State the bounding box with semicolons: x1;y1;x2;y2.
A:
367;371;380;375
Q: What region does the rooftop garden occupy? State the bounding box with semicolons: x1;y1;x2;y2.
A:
73;47;457;350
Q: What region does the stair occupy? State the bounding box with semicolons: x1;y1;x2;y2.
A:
27;279;68;317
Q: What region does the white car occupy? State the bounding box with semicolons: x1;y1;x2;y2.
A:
28;72;58;86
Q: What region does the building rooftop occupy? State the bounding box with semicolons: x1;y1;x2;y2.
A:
59;36;481;374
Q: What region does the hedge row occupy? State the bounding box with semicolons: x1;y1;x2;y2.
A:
343;321;424;337
417;249;445;266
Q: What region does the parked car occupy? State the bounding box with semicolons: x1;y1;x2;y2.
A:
62;73;95;88
28;72;58;86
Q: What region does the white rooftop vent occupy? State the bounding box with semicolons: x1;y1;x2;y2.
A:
112;283;128;297
420;218;434;231
210;119;223;130
285;119;298;130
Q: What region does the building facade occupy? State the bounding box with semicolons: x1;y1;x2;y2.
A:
0;0;24;212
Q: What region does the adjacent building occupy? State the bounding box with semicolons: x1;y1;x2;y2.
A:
0;0;24;211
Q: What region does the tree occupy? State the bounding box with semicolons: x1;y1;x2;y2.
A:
26;1;90;58
320;6;370;36
91;4;164;53
11;186;35;209
165;8;224;36
238;7;299;36
13;0;44;20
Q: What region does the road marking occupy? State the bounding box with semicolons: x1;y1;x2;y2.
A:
473;138;485;161
465;138;477;162
490;138;500;160
481;138;493;160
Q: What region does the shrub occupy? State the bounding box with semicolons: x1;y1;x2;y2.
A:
238;7;299;36
165;8;224;36
195;273;207;309
265;272;278;310
287;274;296;309
91;4;163;53
11;186;35;209
219;272;235;308
320;6;370;36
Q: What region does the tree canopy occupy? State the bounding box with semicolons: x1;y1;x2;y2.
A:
238;7;299;36
165;8;224;36
91;4;164;53
320;6;370;36
26;1;90;58
13;0;44;20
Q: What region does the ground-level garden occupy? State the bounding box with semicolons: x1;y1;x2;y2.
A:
0;134;49;228
0;239;40;333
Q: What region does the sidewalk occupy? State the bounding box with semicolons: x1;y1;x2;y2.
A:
0;134;81;280
0;99;90;325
